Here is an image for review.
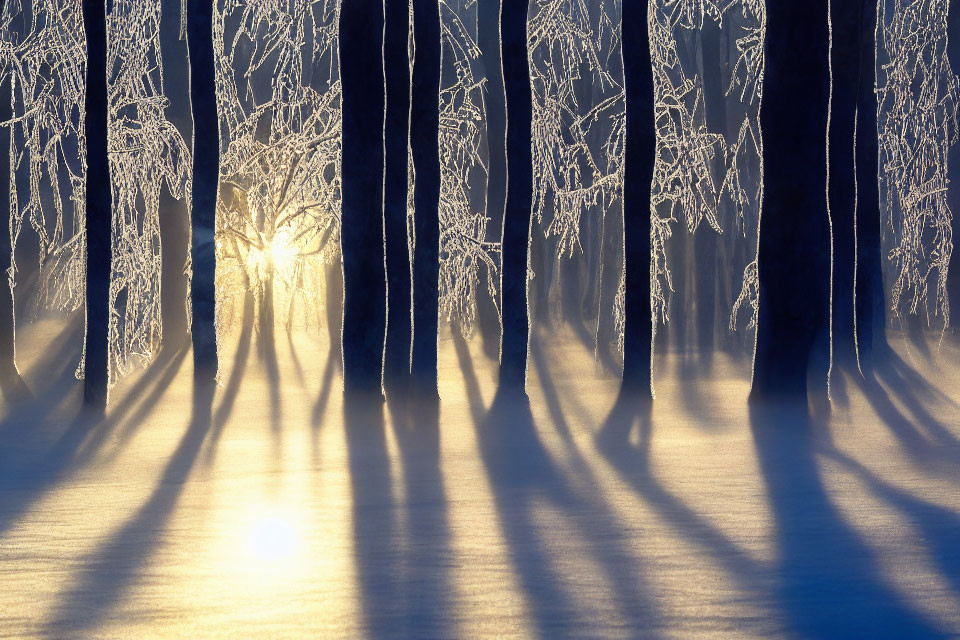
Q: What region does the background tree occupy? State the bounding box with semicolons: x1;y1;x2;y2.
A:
410;0;441;396
878;0;957;340
0;0;28;398
82;0;112;409
828;0;886;373
853;0;886;365
948;0;960;329
382;0;412;389
476;0;507;355
620;0;655;395
499;0;533;390
752;0;832;403
187;0;219;385
340;0;386;394
159;0;192;350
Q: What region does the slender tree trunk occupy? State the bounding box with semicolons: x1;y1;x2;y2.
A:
499;0;533;390
410;0;441;396
187;0;219;385
855;0;887;363
620;1;654;396
696;17;726;367
0;16;29;399
82;0;112;409
159;0;191;350
340;0;386;395
829;0;864;367
476;0;507;358
382;0;412;390
751;0;832;402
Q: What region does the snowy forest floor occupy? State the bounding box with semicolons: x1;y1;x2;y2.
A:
1;317;960;639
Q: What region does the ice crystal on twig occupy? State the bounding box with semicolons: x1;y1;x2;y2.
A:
877;0;957;330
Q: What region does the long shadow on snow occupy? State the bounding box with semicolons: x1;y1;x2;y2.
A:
455;333;660;638
819;446;960;601
595;391;770;605
384;391;455;637
750;401;949;638
0;327;187;540
343;392;403;639
41;377;217;638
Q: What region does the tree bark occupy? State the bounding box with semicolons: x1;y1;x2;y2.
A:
339;0;387;394
410;0;441;397
620;1;655;396
752;0;832;402
159;0;191;350
476;0;507;360
498;0;533;390
187;0;219;385
854;0;887;363
828;0;863;366
382;0;412;389
82;0;112;409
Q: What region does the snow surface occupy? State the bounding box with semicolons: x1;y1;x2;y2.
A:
1;319;959;639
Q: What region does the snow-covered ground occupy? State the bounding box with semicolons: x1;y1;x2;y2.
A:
1;318;959;638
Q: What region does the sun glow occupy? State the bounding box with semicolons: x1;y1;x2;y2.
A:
246;227;299;278
247;515;298;562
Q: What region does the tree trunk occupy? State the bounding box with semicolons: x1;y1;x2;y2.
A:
410;0;441;397
498;0;533;390
340;0;386;395
854;0;887;364
382;0;411;389
620;1;655;396
476;0;507;358
159;0;191;350
752;0;832;402
187;0;219;385
82;0;112;409
0;16;29;399
829;0;863;367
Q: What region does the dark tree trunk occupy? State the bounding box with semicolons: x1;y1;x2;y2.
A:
0;18;29;399
476;0;507;359
830;0;887;371
159;0;191;350
340;0;386;394
854;0;887;363
828;0;863;366
947;0;960;330
187;0;219;385
752;0;832;402
620;0;655;396
382;0;412;389
498;0;533;390
82;0;112;409
410;0;441;397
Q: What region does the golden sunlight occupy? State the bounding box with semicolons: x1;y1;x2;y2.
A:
247;515;299;562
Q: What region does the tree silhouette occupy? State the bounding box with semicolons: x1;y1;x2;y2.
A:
752;0;831;402
499;0;533;390
187;0;218;385
410;0;441;396
382;0;412;389
340;0;386;394
82;0;112;409
621;0;655;394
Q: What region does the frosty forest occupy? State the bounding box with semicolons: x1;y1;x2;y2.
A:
1;0;960;638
